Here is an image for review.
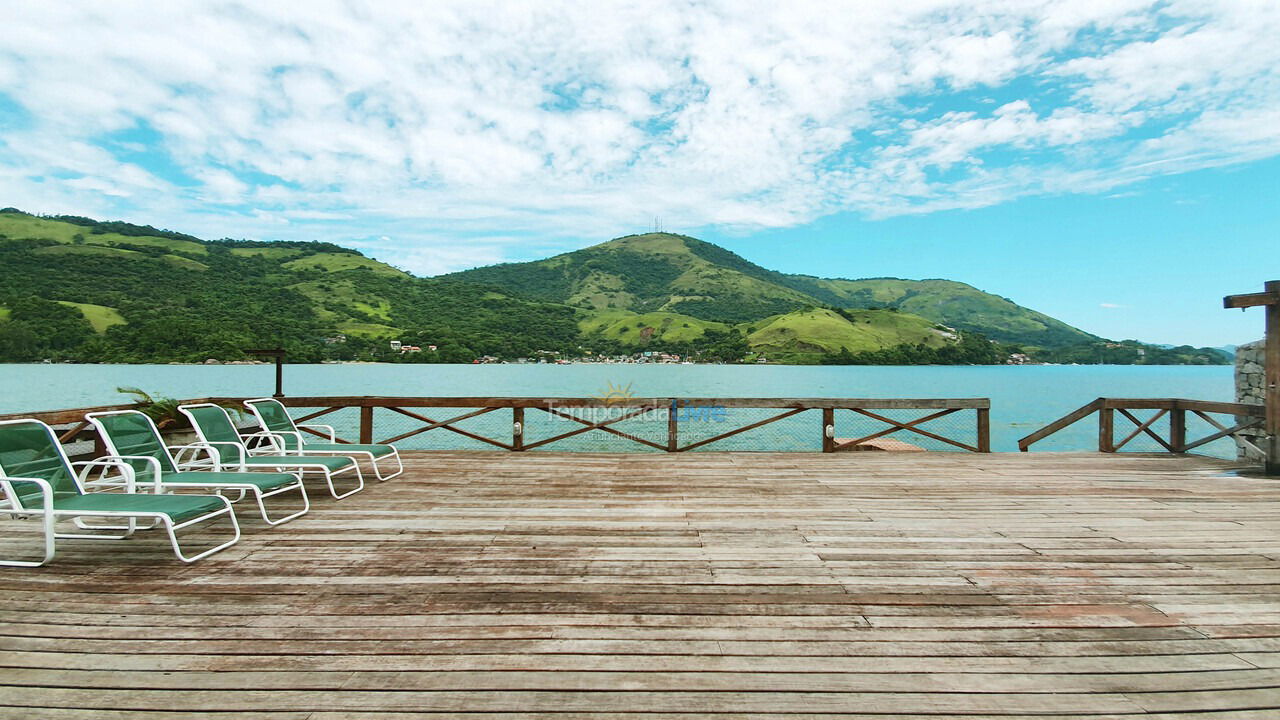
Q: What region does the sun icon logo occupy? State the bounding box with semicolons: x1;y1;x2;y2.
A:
594;381;636;405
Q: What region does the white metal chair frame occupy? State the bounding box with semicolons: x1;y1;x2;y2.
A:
177;404;365;499
243;398;405;481
85;410;310;526
0;419;240;567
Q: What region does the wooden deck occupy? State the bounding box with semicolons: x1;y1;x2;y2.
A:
3;450;1280;718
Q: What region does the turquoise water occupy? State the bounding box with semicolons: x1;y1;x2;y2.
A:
0;364;1236;455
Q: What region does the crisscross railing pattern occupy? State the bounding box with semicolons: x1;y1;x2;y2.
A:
246;397;992;453
1018;398;1265;457
1;396;991;455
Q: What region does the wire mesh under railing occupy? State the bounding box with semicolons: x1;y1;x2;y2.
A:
256;398;991;453
1018;398;1265;460
0;397;991;457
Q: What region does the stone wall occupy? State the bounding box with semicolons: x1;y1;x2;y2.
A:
1235;340;1267;461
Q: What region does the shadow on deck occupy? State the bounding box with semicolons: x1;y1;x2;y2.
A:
2;451;1279;718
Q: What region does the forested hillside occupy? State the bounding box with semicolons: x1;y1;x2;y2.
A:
0;210;1229;365
0;210;578;362
442;233;1101;346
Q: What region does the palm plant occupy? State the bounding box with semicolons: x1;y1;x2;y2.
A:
117;387;240;429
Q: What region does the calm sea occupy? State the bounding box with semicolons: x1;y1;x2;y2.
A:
0;363;1236;456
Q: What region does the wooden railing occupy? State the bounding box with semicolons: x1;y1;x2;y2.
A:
1018;398;1266;455
249;397;992;453
1;396;991;454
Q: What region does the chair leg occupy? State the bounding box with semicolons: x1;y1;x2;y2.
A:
256;480;310;526
0;509;56;567
72;515;159;533
59;516;139;540
219;487;249;503
373;449;404;481
164;502;241;563
322;463;364;499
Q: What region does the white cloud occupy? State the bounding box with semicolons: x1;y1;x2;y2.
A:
0;0;1276;267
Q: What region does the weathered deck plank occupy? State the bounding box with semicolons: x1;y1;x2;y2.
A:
2;451;1279;718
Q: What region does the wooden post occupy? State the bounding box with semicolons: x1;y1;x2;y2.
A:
247;347;287;397
513;407;524;451
1169;407;1186;453
1223;280;1280;474
976;408;991;453
359;406;373;444
1099;407;1115;453
667;399;678;452
1268;281;1280;474
822;408;835;453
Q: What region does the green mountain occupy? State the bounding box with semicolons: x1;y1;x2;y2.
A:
0;210;1227;365
746;308;949;356
0;209;578;362
444;233;816;324
442;232;1099;348
779;277;1096;347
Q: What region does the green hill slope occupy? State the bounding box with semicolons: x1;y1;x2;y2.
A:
579;310;729;346
0;209;578;362
442;233;816;323
0;209;1223;365
443;232;1097;348
781;276;1097;347
747;308;950;358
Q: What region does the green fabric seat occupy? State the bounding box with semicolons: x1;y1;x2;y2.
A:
243;398;403;482
52;492;229;523
86;409;311;526
298;442;396;457
0;418;241;566
180;402;364;500
242;455;353;472
180;405;355;471
158;470;298;491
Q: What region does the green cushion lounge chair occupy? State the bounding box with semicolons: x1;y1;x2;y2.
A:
177;403;364;499
0;419;239;567
244;397;404;481
86;410;309;526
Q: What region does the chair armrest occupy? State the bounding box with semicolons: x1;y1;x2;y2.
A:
71;458;137;494
91;455;164;493
170;441;245;470
298;424;336;442
0;475;54;514
240;430;285;455
262;429;305;454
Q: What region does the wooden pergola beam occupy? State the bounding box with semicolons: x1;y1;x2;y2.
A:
1223;291;1280;309
1224;280;1280;475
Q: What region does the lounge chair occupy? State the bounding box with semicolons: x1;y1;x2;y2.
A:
243;397;404;481
0;419;239;567
177;403;364;499
86;410;309;526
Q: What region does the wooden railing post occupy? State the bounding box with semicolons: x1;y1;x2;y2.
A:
1099;407;1115;452
359;406;373;444
513;407;524;451
822;408;835;453
1169;406;1186;453
1267;280;1280;474
976;408;991;453
667;399;678;452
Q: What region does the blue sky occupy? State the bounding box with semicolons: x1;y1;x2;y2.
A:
0;1;1277;346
